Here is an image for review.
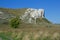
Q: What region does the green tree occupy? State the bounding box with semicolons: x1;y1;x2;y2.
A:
9;16;20;28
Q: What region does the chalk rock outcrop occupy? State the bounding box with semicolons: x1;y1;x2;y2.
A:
20;8;45;24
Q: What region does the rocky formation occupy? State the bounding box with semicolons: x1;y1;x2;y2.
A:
0;11;15;24
0;8;51;24
20;8;45;24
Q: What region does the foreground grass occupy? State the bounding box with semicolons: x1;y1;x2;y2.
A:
0;31;60;40
0;24;60;40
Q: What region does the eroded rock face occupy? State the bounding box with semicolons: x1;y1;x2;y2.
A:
0;11;15;24
0;8;45;24
20;8;45;24
0;11;15;19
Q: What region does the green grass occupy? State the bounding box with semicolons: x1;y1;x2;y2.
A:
0;32;12;40
0;31;60;40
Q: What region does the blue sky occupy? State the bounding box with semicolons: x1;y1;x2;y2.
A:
0;0;60;24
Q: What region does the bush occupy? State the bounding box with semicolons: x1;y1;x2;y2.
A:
9;16;20;28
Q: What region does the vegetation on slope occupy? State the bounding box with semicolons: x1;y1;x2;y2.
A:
9;16;20;28
36;18;51;24
0;8;60;40
0;8;27;15
0;8;51;24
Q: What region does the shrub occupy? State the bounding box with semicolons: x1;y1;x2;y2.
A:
9;16;20;28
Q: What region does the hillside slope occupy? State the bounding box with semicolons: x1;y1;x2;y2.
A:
0;8;51;24
0;8;27;15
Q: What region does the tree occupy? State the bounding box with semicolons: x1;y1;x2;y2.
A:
9;16;20;28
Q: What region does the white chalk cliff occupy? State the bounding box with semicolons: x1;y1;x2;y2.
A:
20;8;45;24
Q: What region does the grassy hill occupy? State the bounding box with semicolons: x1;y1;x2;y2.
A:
0;8;60;40
0;8;51;24
36;18;52;24
0;8;27;15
